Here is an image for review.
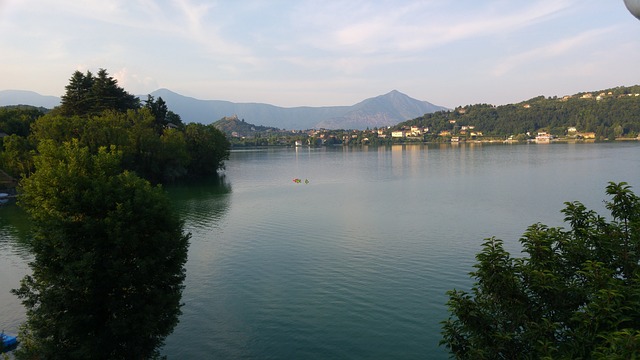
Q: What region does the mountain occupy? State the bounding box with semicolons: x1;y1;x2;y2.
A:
0;90;61;108
149;89;447;130
0;88;447;130
315;90;446;129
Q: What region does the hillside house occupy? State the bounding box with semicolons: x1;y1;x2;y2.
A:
392;131;406;138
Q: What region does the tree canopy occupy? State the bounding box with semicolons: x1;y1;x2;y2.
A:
13;140;190;359
441;182;640;359
59;69;139;116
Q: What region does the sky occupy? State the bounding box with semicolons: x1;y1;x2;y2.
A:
1;0;639;108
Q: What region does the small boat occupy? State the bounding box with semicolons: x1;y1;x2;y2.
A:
1;333;18;351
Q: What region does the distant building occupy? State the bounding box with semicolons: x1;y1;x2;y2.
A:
579;132;596;139
535;132;552;143
392;131;406;138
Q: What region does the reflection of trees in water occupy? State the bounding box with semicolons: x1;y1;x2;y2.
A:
0;203;34;257
166;174;232;229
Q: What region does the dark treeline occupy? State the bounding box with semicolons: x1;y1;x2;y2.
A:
399;85;640;139
0;69;230;184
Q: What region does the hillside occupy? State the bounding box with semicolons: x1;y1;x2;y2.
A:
397;85;640;139
212;115;282;137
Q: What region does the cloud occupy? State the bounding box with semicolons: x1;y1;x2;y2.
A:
491;26;616;76
293;0;576;55
113;68;160;94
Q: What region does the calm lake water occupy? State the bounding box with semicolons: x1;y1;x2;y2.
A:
1;142;639;359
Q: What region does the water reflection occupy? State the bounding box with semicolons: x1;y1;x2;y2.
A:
0;202;32;333
165;174;232;232
0;202;33;258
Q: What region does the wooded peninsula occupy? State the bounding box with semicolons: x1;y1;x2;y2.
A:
0;69;230;186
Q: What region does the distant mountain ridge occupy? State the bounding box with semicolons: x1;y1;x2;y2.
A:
0;88;447;130
148;89;447;130
0;90;61;109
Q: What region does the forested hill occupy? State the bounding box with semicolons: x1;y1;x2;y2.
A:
212;115;280;136
398;85;640;138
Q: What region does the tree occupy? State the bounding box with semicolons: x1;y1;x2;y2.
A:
144;95;184;131
92;68;139;114
184;123;230;176
13;140;190;360
0;134;35;178
0;106;44;137
59;69;139;116
59;70;95;116
441;182;640;359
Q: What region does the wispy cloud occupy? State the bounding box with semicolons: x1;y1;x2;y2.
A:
491;26;616;76
281;0;578;77
293;0;575;54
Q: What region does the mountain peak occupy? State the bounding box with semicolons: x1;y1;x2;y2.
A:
380;90;405;98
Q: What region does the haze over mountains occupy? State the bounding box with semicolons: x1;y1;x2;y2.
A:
0;89;447;130
0;90;61;109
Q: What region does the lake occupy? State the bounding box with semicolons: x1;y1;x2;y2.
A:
1;142;639;359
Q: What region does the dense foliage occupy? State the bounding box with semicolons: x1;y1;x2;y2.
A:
400;85;640;139
0;69;229;183
12;140;190;359
441;182;640;359
58;69;139;116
